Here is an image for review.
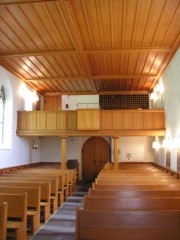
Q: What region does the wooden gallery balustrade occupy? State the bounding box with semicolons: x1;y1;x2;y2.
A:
16;109;165;137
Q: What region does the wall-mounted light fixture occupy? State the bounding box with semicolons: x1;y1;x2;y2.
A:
154;82;164;94
152;137;160;149
152;141;160;149
32;140;38;149
150;92;158;101
19;84;39;110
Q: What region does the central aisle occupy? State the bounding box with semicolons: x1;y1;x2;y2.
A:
32;182;91;240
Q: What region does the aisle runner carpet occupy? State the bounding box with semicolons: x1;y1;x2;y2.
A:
32;183;90;240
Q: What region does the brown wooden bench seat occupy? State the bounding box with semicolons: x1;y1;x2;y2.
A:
33;168;76;196
0;202;8;240
97;174;177;180
33;167;76;193
92;182;180;190
0;186;41;234
16;169;69;201
84;196;180;211
75;208;180;240
95;178;180;185
15;170;65;206
34;167;77;193
0;181;50;223
88;188;180;198
0;193;27;240
0;174;58;214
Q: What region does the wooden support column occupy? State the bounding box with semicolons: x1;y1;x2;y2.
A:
113;137;119;169
60;137;67;169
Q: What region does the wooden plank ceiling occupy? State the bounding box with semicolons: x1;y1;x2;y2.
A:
0;0;180;95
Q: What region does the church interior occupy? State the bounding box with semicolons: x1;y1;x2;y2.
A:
0;0;180;239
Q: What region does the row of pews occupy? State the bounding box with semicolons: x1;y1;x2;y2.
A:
0;164;76;240
75;163;180;240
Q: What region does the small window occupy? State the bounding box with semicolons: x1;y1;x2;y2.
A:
0;86;5;144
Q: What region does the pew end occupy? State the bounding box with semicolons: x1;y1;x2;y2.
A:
0;202;8;240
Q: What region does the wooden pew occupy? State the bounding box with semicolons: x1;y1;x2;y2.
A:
88;188;180;198
75;208;180;240
16;168;70;201
0;181;50;223
0;174;58;214
0;202;8;240
84;196;180;211
35;166;77;193
0;186;41;234
22;168;76;197
0;193;27;240
14;170;65;206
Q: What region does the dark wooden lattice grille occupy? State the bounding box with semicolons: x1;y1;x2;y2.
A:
100;95;149;110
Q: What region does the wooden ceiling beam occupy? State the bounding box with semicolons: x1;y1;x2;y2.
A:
93;74;156;80
84;47;171;54
0;50;76;58
26;74;156;82
43;90;149;96
26;76;87;82
0;47;171;59
0;0;58;5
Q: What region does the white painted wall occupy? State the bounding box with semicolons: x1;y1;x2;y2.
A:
62;95;99;110
152;48;180;170
111;136;154;163
0;66;40;168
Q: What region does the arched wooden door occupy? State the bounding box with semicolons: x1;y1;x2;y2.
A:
82;137;111;181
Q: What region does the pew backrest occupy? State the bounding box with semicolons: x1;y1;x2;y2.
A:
76;208;180;240
0;193;27;223
0;181;50;203
0;174;58;198
0;186;40;211
92;182;180;190
88;188;180;198
84;196;180;210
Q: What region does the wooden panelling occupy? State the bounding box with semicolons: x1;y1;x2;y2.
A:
143;112;154;129
17;112;27;131
43;96;62;111
17;109;165;137
47;112;57;131
122;112;134;130
77;109;100;130
36;112;47;131
101;111;113;130
112;112;123;130
66;111;77;131
56;112;66;130
27;112;37;131
134;112;144;130
154;112;165;129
